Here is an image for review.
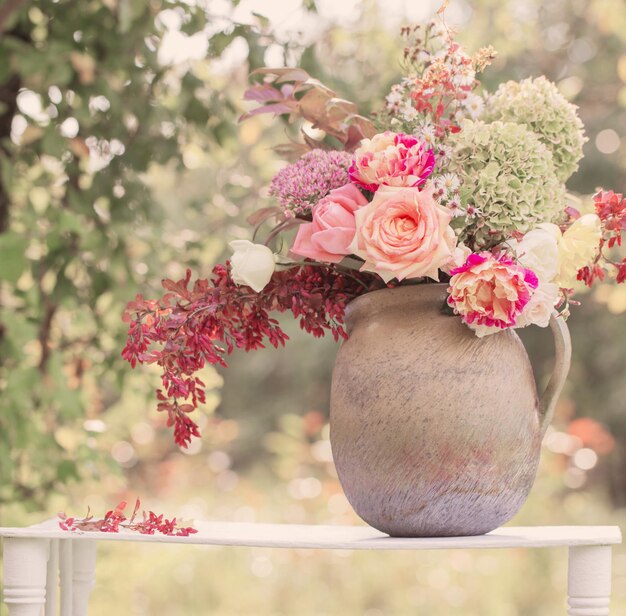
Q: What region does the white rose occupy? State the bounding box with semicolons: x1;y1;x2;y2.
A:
509;224;560;283
515;282;560;329
229;240;276;293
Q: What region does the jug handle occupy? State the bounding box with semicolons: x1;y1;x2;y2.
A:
538;312;572;437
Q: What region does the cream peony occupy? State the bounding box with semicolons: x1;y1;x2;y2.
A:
229;240;276;293
447;252;538;337
556;214;602;287
509;214;602;289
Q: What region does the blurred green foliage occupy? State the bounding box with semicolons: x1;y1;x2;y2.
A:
0;0;625;614
0;0;277;507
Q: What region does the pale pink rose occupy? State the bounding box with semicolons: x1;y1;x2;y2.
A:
515;281;560;329
291;183;368;263
441;241;471;275
349;131;435;192
348;185;456;283
447;252;539;337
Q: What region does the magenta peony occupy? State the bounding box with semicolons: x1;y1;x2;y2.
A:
349;131;435;192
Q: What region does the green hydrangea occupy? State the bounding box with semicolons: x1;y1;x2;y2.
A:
484;76;586;182
449;120;566;247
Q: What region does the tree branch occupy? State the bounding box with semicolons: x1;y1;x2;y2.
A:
38;300;58;373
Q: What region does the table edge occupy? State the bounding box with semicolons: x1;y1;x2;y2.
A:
0;524;621;550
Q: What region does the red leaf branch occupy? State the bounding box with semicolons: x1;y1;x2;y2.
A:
122;264;379;447
59;499;198;537
577;190;626;286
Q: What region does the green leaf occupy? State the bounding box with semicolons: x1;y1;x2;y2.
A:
0;444;14;486
209;32;237;57
4;368;40;407
41;130;67;158
185;97;210;124
0;313;37;357
50;271;77;303
0;233;29;284
45;63;73;88
58;211;85;234
56;459;80;482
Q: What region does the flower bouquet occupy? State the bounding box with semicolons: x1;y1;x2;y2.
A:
123;21;626;536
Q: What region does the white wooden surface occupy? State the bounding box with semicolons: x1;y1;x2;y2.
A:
1;522;622;615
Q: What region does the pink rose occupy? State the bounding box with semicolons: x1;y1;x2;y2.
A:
348;185;457;282
349;131;435;192
291;183;368;263
447;252;539;337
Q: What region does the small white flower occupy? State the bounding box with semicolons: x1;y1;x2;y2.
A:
417;118;434;132
229;240;276;293
432;177;448;199
453;109;466;124
452;66;476;87
437;144;453;165
446;196;464;216
385;89;403;107
466;205;482;218
400;103;418;122
419;125;436;146
463;93;485;119
440;173;460;192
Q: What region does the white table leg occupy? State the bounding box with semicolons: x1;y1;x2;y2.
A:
3;537;50;616
59;539;73;616
568;545;612;615
72;541;96;616
44;539;59;616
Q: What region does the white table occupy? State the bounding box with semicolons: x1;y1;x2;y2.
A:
1;522;621;615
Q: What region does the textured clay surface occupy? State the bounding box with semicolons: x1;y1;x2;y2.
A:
330;284;548;537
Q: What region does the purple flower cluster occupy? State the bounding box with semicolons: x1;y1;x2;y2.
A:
269;149;352;217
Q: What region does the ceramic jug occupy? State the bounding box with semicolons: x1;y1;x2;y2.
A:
330;284;571;537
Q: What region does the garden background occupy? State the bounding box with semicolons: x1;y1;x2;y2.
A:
0;0;625;614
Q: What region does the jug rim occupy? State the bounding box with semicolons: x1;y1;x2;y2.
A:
344;282;452;332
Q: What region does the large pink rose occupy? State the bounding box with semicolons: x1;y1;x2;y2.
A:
291;183;368;263
447;252;539;337
348;185;456;282
349;131;435;192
